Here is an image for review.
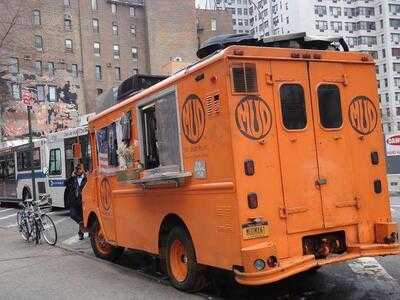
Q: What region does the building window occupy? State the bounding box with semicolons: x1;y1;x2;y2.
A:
64;17;72;31
91;0;97;10
48;62;55;75
129;6;135;16
133;68;138;74
34;35;43;50
112;22;118;35
34;60;42;76
64;0;70;7
36;85;45;102
92;18;99;33
65;39;73;52
211;18;217;31
94;42;100;56
111;3;117;14
11;83;20;100
72;64;78;78
397;107;400;116
95;65;102;81
48;86;57;102
131;47;138;60
32;10;41;25
97;88;103;95
10;57;19;74
130;26;136;36
115;67;121;81
113;44;120;59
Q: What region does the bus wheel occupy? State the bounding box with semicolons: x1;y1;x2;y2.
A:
165;227;206;292
90;219;123;262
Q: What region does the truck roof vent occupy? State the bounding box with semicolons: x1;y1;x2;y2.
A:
232;62;258;93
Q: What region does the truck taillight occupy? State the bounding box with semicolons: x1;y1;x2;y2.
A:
244;159;255;176
248;193;258;209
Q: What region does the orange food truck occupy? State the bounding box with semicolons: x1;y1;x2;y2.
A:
82;33;400;291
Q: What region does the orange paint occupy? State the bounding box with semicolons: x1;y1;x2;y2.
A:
82;46;400;289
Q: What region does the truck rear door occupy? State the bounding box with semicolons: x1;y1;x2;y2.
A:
270;60;324;234
308;62;358;228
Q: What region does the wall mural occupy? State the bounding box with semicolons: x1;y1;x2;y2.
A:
0;80;80;139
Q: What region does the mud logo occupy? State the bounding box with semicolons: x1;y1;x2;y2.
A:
235;95;272;140
348;96;377;135
100;178;111;212
182;94;205;144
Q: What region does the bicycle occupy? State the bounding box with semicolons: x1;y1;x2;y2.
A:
16;195;58;246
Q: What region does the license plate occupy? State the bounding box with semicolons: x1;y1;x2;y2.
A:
242;222;269;240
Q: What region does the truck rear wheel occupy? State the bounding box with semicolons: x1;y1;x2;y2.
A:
165;227;206;292
90;219;124;262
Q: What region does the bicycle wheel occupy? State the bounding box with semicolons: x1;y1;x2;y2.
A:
16;211;31;241
40;214;57;245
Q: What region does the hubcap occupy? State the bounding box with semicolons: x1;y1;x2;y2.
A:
170;239;188;282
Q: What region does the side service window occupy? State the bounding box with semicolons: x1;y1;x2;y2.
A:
139;91;181;171
49;149;62;175
280;84;307;130
318;85;343;129
96;123;119;171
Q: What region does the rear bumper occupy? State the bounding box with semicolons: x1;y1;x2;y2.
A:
234;243;400;286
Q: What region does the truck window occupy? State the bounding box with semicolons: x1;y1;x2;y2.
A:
139;91;181;171
231;62;258;93
96;123;119;172
317;84;343;129
280;84;307;130
49;148;62;176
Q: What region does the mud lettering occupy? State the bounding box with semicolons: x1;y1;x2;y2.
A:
348;96;377;135
182;95;205;144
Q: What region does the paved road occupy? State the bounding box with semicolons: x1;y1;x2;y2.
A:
0;198;400;299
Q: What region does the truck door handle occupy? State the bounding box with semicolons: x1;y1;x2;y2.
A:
315;178;328;187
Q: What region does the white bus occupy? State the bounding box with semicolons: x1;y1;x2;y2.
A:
46;125;91;208
0;138;48;203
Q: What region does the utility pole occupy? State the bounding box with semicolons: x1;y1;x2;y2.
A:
22;90;37;202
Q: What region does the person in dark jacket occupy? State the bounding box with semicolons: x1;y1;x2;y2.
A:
64;163;87;240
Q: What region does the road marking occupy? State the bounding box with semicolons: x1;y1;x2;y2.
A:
348;257;394;280
53;217;68;225
0;213;17;220
62;233;89;246
0;208;14;213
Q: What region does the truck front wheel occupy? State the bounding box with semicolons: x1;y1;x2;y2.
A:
90;219;124;262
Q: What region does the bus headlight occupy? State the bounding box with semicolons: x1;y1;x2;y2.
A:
254;259;266;271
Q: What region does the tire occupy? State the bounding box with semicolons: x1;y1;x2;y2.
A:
16;211;31;241
90;219;124;262
164;227;206;292
40;214;58;245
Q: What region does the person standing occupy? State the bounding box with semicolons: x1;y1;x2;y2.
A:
64;163;87;240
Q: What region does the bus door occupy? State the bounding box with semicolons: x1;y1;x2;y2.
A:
47;146;65;207
308;62;358;228
270;60;324;234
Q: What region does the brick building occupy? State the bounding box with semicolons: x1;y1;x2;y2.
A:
0;0;233;139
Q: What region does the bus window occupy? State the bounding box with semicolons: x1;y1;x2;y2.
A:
139;91;180;171
17;148;41;171
280;84;307;130
317;84;343;129
6;154;15;180
49;149;62;176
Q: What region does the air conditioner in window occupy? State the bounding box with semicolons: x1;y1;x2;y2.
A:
23;55;31;61
64;14;72;20
58;58;65;64
106;63;112;67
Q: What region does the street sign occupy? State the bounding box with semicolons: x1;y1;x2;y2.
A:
22;90;34;107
